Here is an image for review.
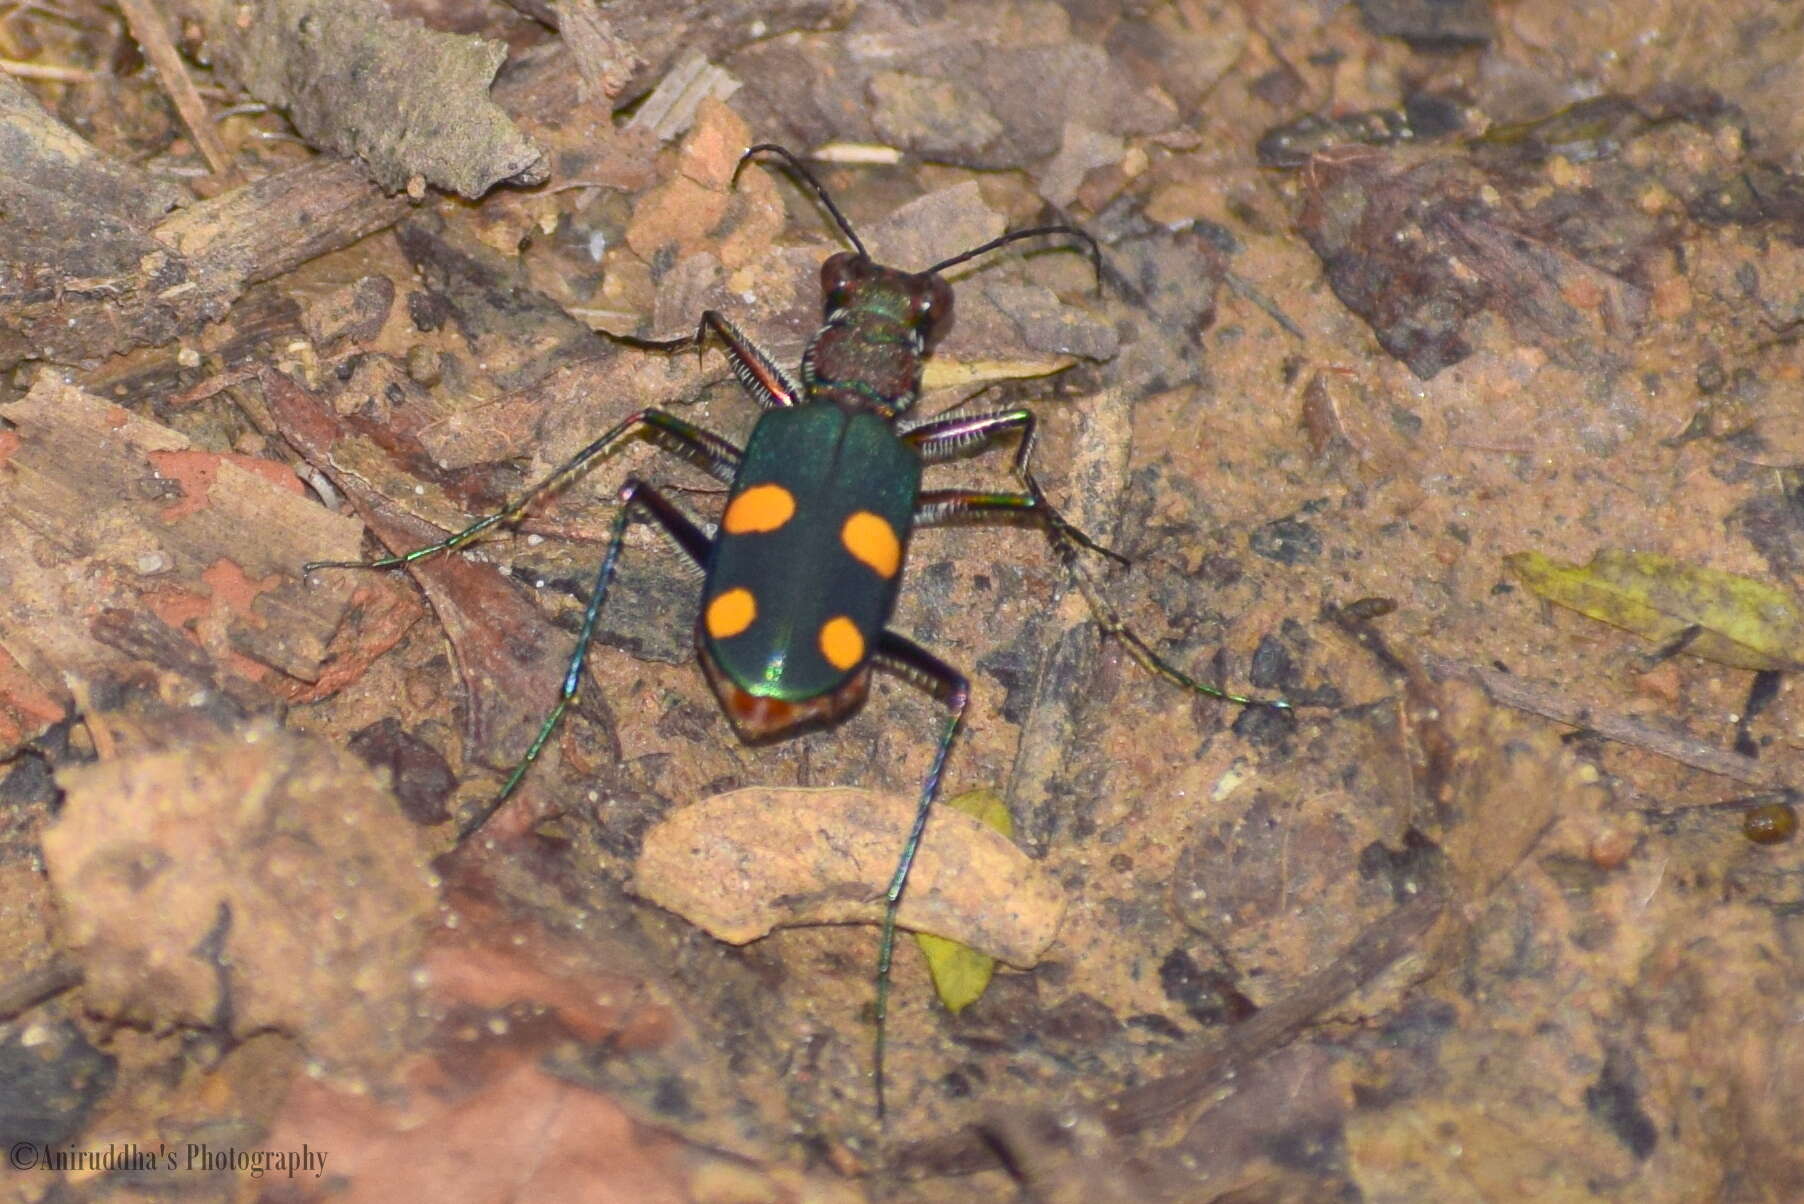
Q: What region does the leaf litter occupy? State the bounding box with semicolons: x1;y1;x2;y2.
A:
3;0;1804;1199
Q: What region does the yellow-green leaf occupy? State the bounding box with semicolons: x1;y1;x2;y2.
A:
921;355;1075;391
1505;548;1804;671
914;788;1010;1015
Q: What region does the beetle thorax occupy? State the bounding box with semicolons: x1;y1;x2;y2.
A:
800;312;924;418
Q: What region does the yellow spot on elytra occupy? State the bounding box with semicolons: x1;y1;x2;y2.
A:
706;587;756;639
819;615;865;671
723;483;795;534
841;511;901;579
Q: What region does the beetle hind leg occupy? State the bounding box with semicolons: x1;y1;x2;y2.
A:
303;409;739;575
867;632;971;1120
901;408;1127;563
458;479;712;841
914;488;1290;713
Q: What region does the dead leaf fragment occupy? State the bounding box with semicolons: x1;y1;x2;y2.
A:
1506;548;1804;671
921;355;1077;391
632;786;1065;967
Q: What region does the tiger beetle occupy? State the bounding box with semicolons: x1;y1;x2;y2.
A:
306;144;1291;1118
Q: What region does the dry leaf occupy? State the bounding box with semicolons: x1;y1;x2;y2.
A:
1506;548;1804;671
632;786;1064;967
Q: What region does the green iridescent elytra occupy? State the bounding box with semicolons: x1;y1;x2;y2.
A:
703;404;921;703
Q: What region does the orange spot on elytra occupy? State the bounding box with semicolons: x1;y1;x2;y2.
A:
841;511;901;578
818;615;865;671
723;483;795;534
705;587;757;639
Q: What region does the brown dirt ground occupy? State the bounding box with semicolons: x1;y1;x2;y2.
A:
3;2;1803;1201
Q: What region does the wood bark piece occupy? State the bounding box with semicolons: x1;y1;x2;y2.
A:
0;73;187;227
502;0;849;108
1;2;838;372
633;787;1067;967
0;377;363;752
1;153;411;368
175;0;545;197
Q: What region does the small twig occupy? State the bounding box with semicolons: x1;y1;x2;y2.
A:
0;957;82;1021
115;0;239;182
1636;787;1795;819
0;56;96;80
1423;654;1787;789
896;889;1445;1175
1222;269;1305;339
1095;887;1443;1136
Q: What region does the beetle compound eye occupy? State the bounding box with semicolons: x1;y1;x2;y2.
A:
820;251;863;306
918;276;955;348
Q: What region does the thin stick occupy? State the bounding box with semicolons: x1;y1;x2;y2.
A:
0;57;97;81
1422;654;1785;789
116;0;238;181
895;889;1445;1174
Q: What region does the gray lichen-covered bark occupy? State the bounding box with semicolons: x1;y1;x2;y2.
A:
180;0;546;197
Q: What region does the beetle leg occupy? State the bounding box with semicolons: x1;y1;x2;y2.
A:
913;487;1124;562
457;478;711;840
869;632;970;1119
614;311;802;410
303;409;739;573
904;411;1128;563
900;407;1034;465
914;489;1289;712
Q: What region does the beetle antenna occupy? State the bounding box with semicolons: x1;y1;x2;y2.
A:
737;143;870;261
927;225;1102;290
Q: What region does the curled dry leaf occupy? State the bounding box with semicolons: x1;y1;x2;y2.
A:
184;0;546;197
632;786;1065;968
1506;548;1804;672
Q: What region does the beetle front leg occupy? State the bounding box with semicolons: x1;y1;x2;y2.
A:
304;409;740;573
613;310;802;410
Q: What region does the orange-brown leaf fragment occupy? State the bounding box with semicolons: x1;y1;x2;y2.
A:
632;786;1065;967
